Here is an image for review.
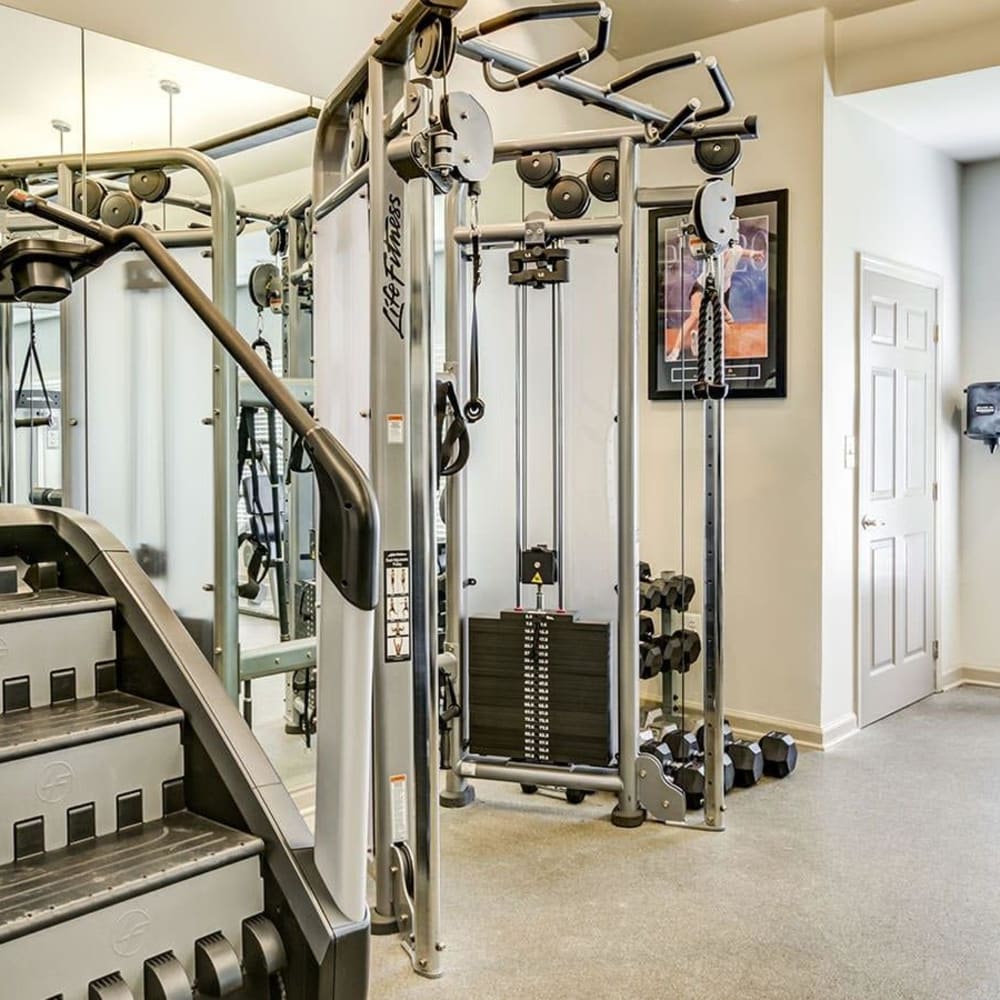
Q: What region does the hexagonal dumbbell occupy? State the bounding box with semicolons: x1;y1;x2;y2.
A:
639;613;656;640
695;718;733;751
639;640;664;680
729;739;764;787
661;573;696;613
658;628;702;673
663;727;699;762
760;731;798;778
666;758;706;810
639;739;673;770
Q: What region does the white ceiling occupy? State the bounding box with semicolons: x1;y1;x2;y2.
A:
844;66;1000;163
593;0;911;57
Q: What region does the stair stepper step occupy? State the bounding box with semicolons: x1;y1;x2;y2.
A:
0;693;184;865
0;812;266;1000
0;589;116;712
0;691;183;764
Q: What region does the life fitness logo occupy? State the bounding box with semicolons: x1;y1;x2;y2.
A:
113;909;152;957
36;761;74;804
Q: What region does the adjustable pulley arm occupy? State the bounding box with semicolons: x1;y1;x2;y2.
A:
4;189;379;612
460;2;612;92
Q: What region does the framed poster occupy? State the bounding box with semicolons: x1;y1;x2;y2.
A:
647;189;788;400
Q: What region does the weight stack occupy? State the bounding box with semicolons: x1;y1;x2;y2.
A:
468;610;612;767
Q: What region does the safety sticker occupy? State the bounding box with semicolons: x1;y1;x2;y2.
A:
387;414;405;445
390;773;409;844
384;550;411;662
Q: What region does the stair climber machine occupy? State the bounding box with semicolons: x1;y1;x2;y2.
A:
0;189;379;997
309;0;758;983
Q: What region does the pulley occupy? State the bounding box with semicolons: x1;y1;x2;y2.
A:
248;262;282;312
73;178;107;219
100;190;143;228
347;96;368;172
128;167;171;203
546;174;590;220
268;226;288;257
586;155;619;203
694;137;743;176
413;16;456;78
516;151;560;189
692;178;737;249
440;92;494;184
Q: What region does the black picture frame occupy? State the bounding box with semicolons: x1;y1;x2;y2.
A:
647;188;788;400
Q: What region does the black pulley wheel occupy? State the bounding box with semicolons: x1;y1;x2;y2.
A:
100;190;143;228
516;151;560;188
546;174;590;220
694;137;743;176
587;155;619;202
128;168;171;203
268;226;288;257
73;178;107;219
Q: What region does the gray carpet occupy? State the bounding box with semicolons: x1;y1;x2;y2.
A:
369;686;1000;999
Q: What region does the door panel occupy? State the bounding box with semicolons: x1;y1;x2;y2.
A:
858;263;937;726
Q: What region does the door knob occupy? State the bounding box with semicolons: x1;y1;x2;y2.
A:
861;515;884;529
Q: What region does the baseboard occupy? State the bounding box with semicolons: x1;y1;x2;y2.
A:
640;699;859;751
940;664;1000;690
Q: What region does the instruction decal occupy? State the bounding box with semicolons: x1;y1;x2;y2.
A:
384;550;411;662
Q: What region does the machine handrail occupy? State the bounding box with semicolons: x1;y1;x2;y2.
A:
5;189;380;612
460;2;613;91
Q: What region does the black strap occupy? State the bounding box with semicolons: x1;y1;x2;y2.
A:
437;379;471;479
463;229;486;423
15;307;53;426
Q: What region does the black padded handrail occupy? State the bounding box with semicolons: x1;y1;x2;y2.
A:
3;189;380;612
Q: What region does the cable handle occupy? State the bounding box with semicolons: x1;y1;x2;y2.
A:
467;2;612;91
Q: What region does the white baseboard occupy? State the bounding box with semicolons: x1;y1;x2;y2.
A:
640;700;859;751
940;664;1000;690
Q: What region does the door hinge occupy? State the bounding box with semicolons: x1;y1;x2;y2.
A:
932;639;939;660
933;324;940;344
932;482;939;501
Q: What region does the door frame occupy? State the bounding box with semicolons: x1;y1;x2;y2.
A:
855;253;943;726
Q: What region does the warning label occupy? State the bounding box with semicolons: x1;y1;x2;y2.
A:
390;773;409;843
384;550;411;662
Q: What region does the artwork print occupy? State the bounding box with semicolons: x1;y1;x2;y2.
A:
648;189;788;400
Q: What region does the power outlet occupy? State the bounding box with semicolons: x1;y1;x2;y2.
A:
681;611;701;636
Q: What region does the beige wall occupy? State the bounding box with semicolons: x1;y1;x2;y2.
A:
615;12;830;739
821;89;962;732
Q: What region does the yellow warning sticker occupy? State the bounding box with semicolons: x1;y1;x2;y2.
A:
531;572;543;584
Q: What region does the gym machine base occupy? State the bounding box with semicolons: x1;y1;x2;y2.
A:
0;191;380;996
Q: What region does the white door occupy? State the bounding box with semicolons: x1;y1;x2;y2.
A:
858;260;938;727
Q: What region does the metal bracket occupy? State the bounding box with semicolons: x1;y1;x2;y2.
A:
635;751;686;823
239;637;316;680
238;376;314;410
390;842;416;952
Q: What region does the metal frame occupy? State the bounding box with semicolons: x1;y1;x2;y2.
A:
0;147;240;696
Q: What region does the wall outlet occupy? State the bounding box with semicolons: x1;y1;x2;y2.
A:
681;611;701;636
844;435;857;469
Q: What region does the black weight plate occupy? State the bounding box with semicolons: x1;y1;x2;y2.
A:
128;168;171;203
100;190;143;228
695;137;742;176
441;91;494;184
73;178;107;219
516;152;560;188
587;155;618;202
546;175;590;220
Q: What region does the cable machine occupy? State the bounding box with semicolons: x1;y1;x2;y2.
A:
311;0;757;982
